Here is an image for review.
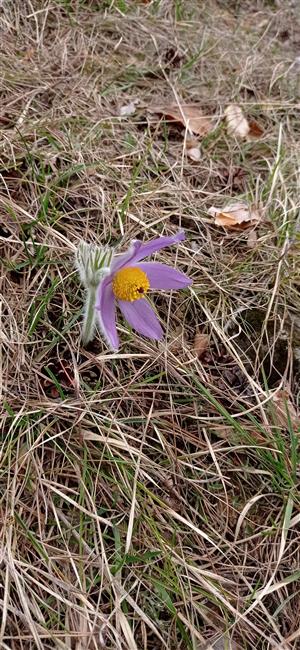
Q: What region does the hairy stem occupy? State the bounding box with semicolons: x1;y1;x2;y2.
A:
82;285;97;345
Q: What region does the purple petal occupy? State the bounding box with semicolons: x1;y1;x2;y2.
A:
96;277;119;350
118;299;163;341
111;231;185;272
137;262;191;290
132;231;185;263
111;240;143;274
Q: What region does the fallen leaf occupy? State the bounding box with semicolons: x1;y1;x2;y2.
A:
187;146;201;161
271;390;299;432
248;119;264;138
208;202;262;229
185;135;201;161
225;104;250;139
120;101;138;117
194;332;209;358
149;103;214;136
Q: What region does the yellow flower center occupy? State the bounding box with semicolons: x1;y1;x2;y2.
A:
112;266;150;301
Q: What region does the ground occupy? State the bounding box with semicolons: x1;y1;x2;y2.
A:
1;1;300;649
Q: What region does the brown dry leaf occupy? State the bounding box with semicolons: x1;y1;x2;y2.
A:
208;202;262;229
248;119;264;138
225;104;250;139
149;103;213;136
194;332;209;359
271;390;299;432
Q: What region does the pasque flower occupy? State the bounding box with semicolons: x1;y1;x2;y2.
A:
96;231;191;350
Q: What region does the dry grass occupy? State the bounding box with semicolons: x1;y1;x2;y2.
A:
1;1;300;648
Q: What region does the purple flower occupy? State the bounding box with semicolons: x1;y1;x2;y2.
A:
95;231;191;350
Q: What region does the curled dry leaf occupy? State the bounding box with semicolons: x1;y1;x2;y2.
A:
149;103;214;136
187;146;201;161
208;202;262;229
225;104;250;139
194;332;209;359
225;104;263;140
185;135;201;161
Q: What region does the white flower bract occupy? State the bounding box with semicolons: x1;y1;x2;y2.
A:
75;240;113;344
75;241;112;288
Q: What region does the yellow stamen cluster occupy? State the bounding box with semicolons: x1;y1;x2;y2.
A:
112;266;150;302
